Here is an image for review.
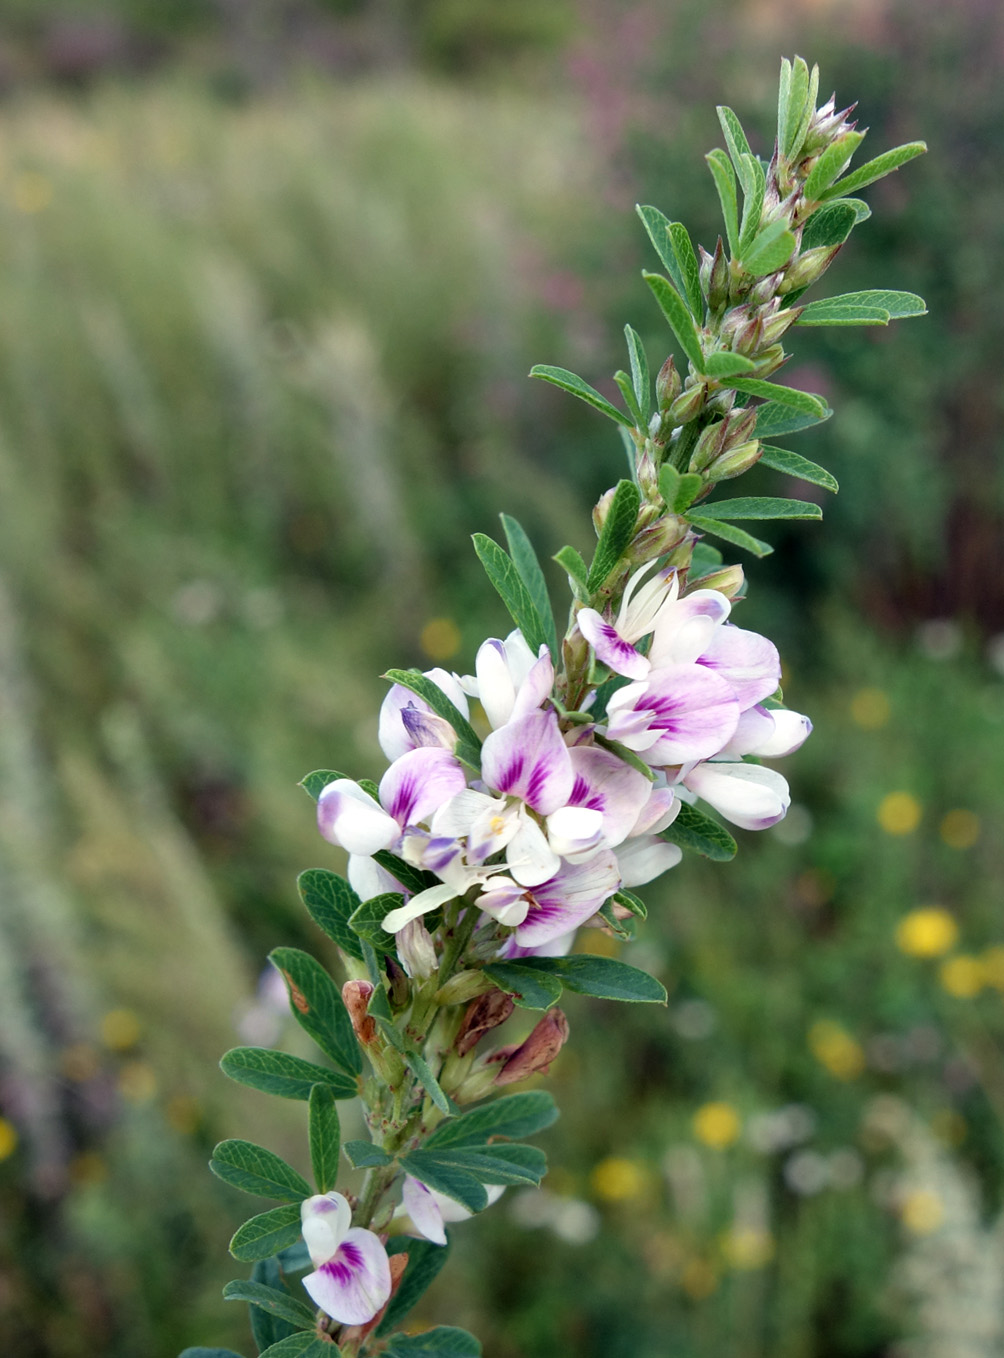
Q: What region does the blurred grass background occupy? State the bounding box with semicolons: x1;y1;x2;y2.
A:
0;1;1002;1355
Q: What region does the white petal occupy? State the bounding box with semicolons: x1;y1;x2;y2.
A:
506;812;562;888
684;761;790;830
546;805;605;859
317;781;399;856
348;853;401;900
616;835;682;887
301;1192;351;1266
752;709;812;757
382;881;459;933
303;1228;392;1325
402;1175;447;1245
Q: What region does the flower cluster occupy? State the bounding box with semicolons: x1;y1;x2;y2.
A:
317;564;809;962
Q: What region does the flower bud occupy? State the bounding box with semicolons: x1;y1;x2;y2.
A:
435;969;494;1006
655;355;681;411
734;315;764;356
690;562;745;598
451;1063;504;1106
759;305;802;346
688;420;728;475
490;1009;570;1086
592;485;616;535
669;381;707;425
455;991;515;1057
726;406;758;446
706;237;729;311
780;246;839;294
628;513;688;563
396;918;437;981
342;980;377;1045
385;956;411;1010
704;439;762;482
748;344;785;378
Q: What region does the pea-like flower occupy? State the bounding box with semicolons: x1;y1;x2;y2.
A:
300;1192;392;1325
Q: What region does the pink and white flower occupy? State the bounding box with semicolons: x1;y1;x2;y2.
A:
462;631;554;729
378;669;470;761
300;1192;392;1326
317;747;467;858
401;1177;505;1246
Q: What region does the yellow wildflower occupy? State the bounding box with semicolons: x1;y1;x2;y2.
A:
895;907;958;958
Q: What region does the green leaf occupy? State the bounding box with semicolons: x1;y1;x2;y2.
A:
416;1146;544;1187
613;370;644;428
694;496;822;521
554;544;589;598
737;153;766;253
405;1050;456;1117
636;207;704;318
662;801;737;861
689;542;723;577
798;289;927;326
759;444;838;492
804;131;865;200
842;198;873;224
348;894;401;956
269;948;362;1078
229;1204;304;1264
469;960;557;1009
259;1338;337;1358
820;140;926;199
702;352;756;379
298;769;348;802
716;105;753;176
529;364;633;428
613;889;648;919
643;273;705;372
687;515;773;558
210;1140;312;1203
779;56;811;160
220;1048;357;1102
379;1238;452;1336
500;513;557;660
517;955;667;1004
399;1152;489;1213
741;220;796;276
727;379;827;416
367;981;408;1053
248;1258;298;1353
800;201;859;252
753;401;832;439
623;325;651;424
308;1085;340;1193
384;1327;482;1358
222;1281;315;1330
383;668;483;766
425;1090;559;1148
342;1139;393;1169
472;533;550;659
587;479;641;592
658;465;703;513
705;149;739;256
296;869;364;962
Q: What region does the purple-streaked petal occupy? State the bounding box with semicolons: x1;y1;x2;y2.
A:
696;623;781;711
382;882;459;933
377;671;467;762
478;877;531;927
510;649;556;721
400;706;458;750
379;747;467;828
402;1176;447;1245
567;745;653;847
628;785;679;837
318;780;399;856
506;811;562;887
481;710;574;814
303;1228;392;1325
546;805;605;859
301;1192;351;1266
616;835;682;887
515;851;621;949
648;589;732;668
578;608;651;679
348;853;402;900
465;800;520;865
683;761;790;830
605;664;740;766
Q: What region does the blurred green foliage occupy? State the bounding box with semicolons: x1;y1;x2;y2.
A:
0;2;1002;1356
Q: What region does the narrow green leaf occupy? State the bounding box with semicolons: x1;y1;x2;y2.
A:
742;221;796;276
348;894;401;956
727;378;826;416
694;496;822;521
367;982;408;1053
658;466;703;513
399;1152;489;1213
383;668;482;766
554;544;589;598
518;955;667;1004
716;106;753;177
662;801;738;860
259;1339;337;1358
800;200;858;252
737;153;765;253
820;140;926;199
472;533;549;658
668;223;704;318
222;1281;315;1330
643;273;705;372
687;515;773;557
425;1091;559;1148
529;364;633;428
843;198;873;223
753;401;832;438
613;889;648;919
804;131;865;201
776;57;792;154
780;56;811;160
798;289;927;326
229;1204;304;1264
657;464;680;508
405;1050;456;1117
597;898;634;940
210;1140;312;1203
500;513;557;660
759;445;838;493
613;370;644;427
419;1146;543;1187
220;1048;357;1102
308;1085;340;1193
270;948;362;1078
379;1238;452;1336
384;1327;482;1358
586;479;641;592
296;869;364;962
483;961;562;1010
689;542;723;577
298;769;348;802
705;149;739;255
623;325;651;424
702;351;756;379
249;1258;297;1353
342;1140;393;1169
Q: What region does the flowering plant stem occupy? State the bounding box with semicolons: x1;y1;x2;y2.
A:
188;58;926;1358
